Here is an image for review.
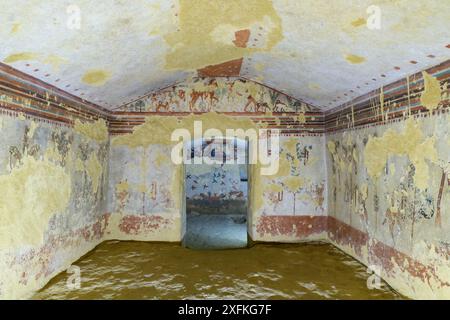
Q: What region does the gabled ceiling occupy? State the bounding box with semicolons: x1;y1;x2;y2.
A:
1;0;449;111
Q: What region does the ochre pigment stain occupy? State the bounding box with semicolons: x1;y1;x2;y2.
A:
420;71;442;112
0;156;71;248
4;52;39;63
10;22;21;34
34;241;402;300
363;118;437;190
3;53;67;71
82;70;112;86
351;17;366;27
74;118;109;142
163;0;282;71
345;54;366;64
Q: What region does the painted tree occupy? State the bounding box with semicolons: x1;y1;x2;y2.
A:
283;176;305;215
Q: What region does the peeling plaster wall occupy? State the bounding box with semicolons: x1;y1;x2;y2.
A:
0;113;110;299
325;63;450;299
106;143;182;242
253;135;327;242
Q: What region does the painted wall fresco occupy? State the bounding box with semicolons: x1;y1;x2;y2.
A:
325;60;450;132
185;139;247;202
106;143;182;242
326;67;450;299
107;131;327;244
4;58;449;299
108;78;327;244
186;165;247;201
253;135;327;242
116;77;318;115
0;112;109;299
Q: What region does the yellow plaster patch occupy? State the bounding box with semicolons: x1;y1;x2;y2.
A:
297;112;306;124
155;152;169;166
284;176;304;192
0;156;71;248
86;153;102;194
75;158;85;172
308;83;321;91
359;183;368;201
74;118;108;142
265;183;283;193
283;139;298;154
380;86;385;118
163;0;282;70
44;144;63;164
389;163;396;176
112;112;261;148
116;180;129;193
327;140;336;155
137;183;147;193
82;69;112;87
255;63;265;72
27;121;38;139
345;54;366;64
4;53;67;71
171;164;183;210
420;71;441;112
10;22;21;34
364;118;438;190
210;24;240;46
4;52;39;63
149;27;160;36
351;17;366;27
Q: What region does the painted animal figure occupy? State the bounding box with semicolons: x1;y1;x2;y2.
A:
256;102;270;113
189;90;205;111
244;96;269;113
207;91;219;106
227;82;235;100
177;89;185;100
156;102;169;112
273;99;288;112
189;90;217;112
244;95;258;112
229;191;244;199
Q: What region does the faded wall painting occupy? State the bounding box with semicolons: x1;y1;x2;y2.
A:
327;115;450;298
116;77;318;114
326;66;450;299
0;112;109;299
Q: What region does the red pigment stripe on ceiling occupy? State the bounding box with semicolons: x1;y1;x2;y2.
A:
0;62;110;116
233;29;251;48
197;29;250;77
197;58;244;77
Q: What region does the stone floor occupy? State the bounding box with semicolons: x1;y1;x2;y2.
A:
183;213;247;249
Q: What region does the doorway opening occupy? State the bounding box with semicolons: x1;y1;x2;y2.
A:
182;137;249;249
